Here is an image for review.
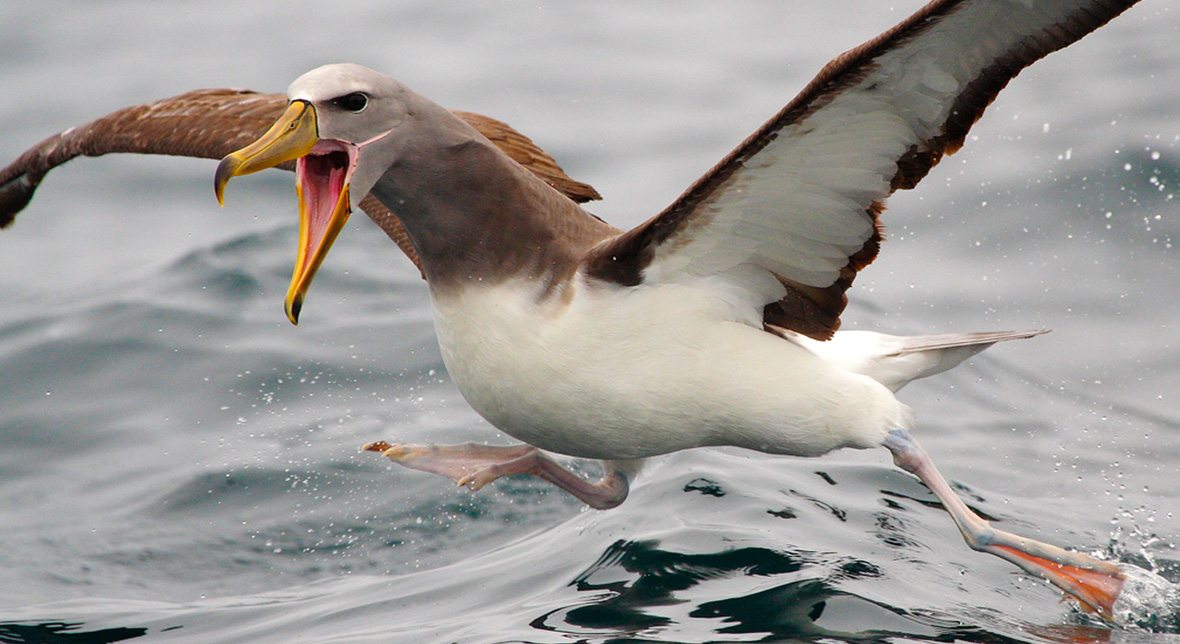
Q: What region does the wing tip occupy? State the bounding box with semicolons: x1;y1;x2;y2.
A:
0;171;36;229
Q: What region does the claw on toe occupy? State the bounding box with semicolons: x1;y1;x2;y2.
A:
457;469;497;491
362;441;416;460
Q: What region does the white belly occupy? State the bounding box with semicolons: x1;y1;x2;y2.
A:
429;277;912;461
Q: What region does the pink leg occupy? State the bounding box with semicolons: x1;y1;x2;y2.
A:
883;429;1124;620
363;441;629;510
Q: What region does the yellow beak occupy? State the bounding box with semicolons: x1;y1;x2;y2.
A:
214;100;353;325
214;100;319;204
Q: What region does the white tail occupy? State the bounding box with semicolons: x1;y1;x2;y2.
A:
781;328;1048;392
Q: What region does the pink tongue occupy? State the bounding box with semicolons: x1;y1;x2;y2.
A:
296;151;349;268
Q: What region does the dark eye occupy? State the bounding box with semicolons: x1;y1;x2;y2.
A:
332;92;369;112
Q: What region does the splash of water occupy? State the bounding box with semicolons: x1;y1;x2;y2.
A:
1110;566;1180;631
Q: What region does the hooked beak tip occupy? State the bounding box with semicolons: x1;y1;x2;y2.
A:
213;156;239;206
285;296;302;326
213;100;318;208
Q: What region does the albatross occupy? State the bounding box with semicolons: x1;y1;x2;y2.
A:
0;0;1158;621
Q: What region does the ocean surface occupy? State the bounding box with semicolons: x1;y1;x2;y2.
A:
2;2;1180;642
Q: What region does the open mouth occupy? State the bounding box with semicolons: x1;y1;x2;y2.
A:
212;100;366;324
286;139;359;323
296;140;356;252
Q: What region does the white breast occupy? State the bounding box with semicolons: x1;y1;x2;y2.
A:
428;277;913;461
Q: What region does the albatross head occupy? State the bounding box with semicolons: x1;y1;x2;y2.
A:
214;63;408;324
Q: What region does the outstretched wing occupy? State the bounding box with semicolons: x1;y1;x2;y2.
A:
585;0;1140;339
0;89;288;224
0;88;601;276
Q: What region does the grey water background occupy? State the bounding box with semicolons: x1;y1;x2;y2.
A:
1;1;1179;641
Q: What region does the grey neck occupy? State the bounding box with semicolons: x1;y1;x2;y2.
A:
366;111;611;295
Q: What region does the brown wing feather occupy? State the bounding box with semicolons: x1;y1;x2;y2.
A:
0;89;287;226
585;0;1141;340
452;110;601;205
0;88;601;279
